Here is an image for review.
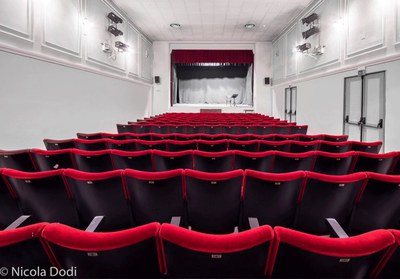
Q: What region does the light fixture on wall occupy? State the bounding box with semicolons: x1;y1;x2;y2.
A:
107;12;123;24
115;41;129;52
296;43;311;52
108;25;123;36
101;42;113;54
301;13;318;26
302;26;320;39
301;12;319;40
107;12;123;36
296;43;325;59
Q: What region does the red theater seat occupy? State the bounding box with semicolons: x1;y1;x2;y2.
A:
152;150;193;171
2;169;78;227
63;169;131;231
184;169;243;234
243;170;305;229
160;223;273;278
124;169;185;226
349;172;400;234
313;151;355;175
268;227;395;278
42;222;162;278
0;149;36;172
110;150;153;171
295;172;367;235
0;223;51;269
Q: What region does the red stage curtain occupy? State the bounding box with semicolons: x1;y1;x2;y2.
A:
171;50;254;64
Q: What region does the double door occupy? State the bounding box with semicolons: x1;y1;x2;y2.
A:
285;86;297;123
344;71;385;146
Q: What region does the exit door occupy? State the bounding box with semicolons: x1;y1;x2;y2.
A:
343;71;385;147
285;86;297;123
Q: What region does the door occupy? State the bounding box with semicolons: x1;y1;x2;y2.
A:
285;86;297;123
344;71;385;146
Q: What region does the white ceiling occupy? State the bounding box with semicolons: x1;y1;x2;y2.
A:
113;0;314;42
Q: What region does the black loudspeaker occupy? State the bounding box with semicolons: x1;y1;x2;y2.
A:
264;77;270;85
154;76;160;84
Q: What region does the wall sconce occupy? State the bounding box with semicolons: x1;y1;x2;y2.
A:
107;12;123;24
302;26;320;39
115;41;129;52
302;13;318;26
296;43;311;52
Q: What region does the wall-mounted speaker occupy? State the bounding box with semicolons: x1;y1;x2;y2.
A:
154;76;160;84
264;77;270;85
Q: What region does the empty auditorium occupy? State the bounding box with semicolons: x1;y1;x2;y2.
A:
1;0;400;278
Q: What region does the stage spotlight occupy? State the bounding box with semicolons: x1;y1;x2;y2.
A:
108;25;123;36
301;13;318;25
115;41;129;52
302;26;319;39
107;12;123;24
296;43;311;52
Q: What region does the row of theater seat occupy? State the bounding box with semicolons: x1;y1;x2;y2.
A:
135;112;281;122
1;149;397;174
135;112;283;123
43;138;383;153
76;131;349;141
1;168;400;236
4;222;399;278
117;123;307;134
132;118;288;124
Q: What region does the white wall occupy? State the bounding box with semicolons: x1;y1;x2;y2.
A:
271;0;400;152
254;42;272;115
0;50;151;149
0;0;153;149
152;42;272;115
152;41;171;116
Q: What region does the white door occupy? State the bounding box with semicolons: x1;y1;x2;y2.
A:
344;72;385;148
285;87;297;123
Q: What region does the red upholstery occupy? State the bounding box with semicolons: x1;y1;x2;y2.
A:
305;171;367;184
234;150;274;158
42;222;160;251
185;169;242;180
31;148;73;155
315;150;356;158
245;170;306;182
160;223;273;253
70;149;111;156
63;169;122;181
109;149;152;156
273;226;395;257
2;168;64;179
0;222;48;247
124;168;184;181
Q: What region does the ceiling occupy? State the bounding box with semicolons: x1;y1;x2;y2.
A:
113;0;314;42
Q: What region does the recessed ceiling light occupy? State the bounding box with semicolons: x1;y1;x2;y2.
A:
244;23;256;29
170;23;181;29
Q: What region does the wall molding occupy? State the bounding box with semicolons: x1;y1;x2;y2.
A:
345;0;385;58
0;43;151;87
272;52;400;88
42;0;82;57
0;0;33;42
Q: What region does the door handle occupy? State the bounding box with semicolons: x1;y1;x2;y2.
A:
358;117;366;126
345;115;349;123
377;119;383;128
